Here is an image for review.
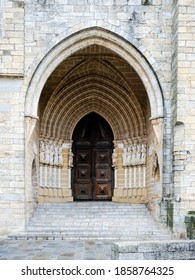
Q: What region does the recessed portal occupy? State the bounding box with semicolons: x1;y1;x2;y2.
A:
30;38;163;211
72;113;114;201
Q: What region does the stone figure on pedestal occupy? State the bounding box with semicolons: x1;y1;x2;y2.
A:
58;145;63;166
68;149;74;168
54;144;59;165
136;143;141;165
40;141;45;164
45;142;50;165
112;148;118;168
122;146;128;167
49;142;54;165
131;143;137;165
141;143;146;165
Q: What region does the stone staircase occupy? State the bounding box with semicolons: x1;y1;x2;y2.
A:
9;202;174;241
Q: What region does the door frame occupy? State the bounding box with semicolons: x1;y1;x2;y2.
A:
72;145;114;201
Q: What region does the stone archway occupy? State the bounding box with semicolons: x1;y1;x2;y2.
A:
25;28;163;120
24;28;164;215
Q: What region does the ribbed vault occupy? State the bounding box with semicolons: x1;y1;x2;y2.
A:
40;45;149;141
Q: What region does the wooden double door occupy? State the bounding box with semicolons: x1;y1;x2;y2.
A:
72;113;113;201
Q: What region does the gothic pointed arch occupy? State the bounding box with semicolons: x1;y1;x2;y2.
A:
25;27;164;211
25;27;164;121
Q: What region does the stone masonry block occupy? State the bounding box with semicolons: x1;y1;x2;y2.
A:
167;242;190;252
119;253;144;260
138;242;168;253
189;242;195;251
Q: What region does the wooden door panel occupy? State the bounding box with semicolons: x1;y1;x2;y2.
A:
96;151;110;164
93;149;112;200
74;183;92;200
95;183;111;198
77;167;90;180
74;149;92;200
96;166;110;181
77;151;90;164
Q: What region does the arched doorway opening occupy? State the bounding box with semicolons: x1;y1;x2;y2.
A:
72;113;114;201
24;28;164;221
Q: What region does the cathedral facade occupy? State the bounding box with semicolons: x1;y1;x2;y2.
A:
0;0;195;239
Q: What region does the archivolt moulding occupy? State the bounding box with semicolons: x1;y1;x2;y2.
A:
24;27;164;121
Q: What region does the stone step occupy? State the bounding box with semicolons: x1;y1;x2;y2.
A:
26;226;169;233
31;212;149;216
28;221;160;228
28;217;157;222
26;223;164;228
25;231;169;237
8;234;173;241
27;225;160;230
31;203;147;211
9;202;174;241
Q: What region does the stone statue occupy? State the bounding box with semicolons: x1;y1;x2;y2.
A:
122;146;128;167
127;145;132;166
112;149;117;168
136;143;141;165
131;143;137;165
141;143;146;165
58;145;63;166
54;143;59;165
40;141;45;164
68;149;74;168
49;141;54;165
152;152;158;178
45;142;50;165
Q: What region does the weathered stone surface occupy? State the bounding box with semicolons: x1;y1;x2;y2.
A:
138;242;167;253
167;242;190;252
112;241;195;260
